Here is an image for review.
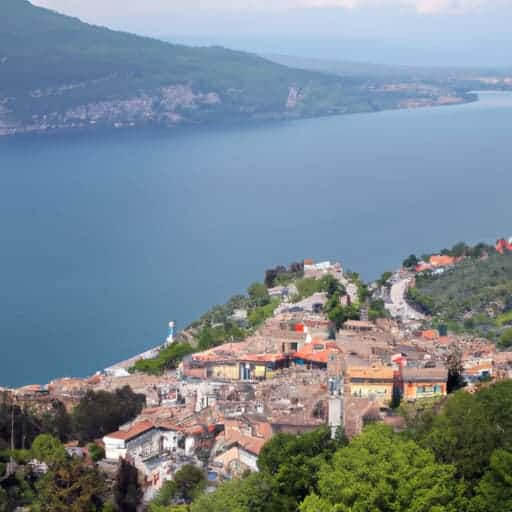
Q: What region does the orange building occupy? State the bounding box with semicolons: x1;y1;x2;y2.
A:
429;255;456;267
402;367;448;401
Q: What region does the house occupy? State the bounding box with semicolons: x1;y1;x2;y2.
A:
103;421;184;461
238;354;289;380
103;421;155;460
415;262;433;273
401;367;448;401
344;320;375;332
182;344;289;382
213;438;265;478
303;260;344;281
292;341;341;370
496;238;512;254
429;255;456;267
347;366;394;406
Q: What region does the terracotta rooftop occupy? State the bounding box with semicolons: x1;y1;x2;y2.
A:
239;436;266;456
347;366;394;380
105;420;154;441
430;255;456;267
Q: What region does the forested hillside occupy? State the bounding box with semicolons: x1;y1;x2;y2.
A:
408;250;512;344
0;0;374;134
0;0;474;135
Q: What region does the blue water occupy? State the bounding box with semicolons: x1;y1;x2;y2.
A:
1;92;511;387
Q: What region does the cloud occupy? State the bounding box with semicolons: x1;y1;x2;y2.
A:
31;0;501;15
297;0;485;14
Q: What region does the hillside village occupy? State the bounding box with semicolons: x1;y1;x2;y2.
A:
3;240;512;506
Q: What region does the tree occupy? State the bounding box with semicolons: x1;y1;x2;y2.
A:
149;480;177;510
40;401;72;442
319;275;344;298
499;327;512;348
35;458;105;511
390;384;402;409
248;283;270;307
377;271;393;287
191;473;278;512
402;254;419;269
114;459;142;512
173;464;206;503
300;424;466;512
257;426;346;511
471;449;512;512
87;443;105;462
72;386;145;444
445;347;465;393
0;394;41;450
421;391;496;481
31;434;67;467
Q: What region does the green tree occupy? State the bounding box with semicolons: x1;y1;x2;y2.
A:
319;275;345;298
72;386;145;444
248;283;270;307
301;424;466;512
422;391;495;481
445;346;466;393
149;480;177;510
87;443;105;462
35;457;105;511
173;464;206;503
377;271;393;287
471;449;512;512
31;434;67;467
114;458;142;512
40;401;72;442
403;254;419;269
191;473;277;512
257;426;346;511
499;327;512;348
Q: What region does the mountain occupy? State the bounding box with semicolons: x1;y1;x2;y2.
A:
0;0;362;135
0;0;476;136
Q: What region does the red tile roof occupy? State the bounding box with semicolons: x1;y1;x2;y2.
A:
430;255;456;267
105;420;154;441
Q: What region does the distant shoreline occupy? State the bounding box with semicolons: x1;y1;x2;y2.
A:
0;91;479;141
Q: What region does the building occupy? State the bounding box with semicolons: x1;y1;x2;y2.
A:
429;255;456;267
347;366;394;406
303;260;344;281
401;367;448;401
344;320;375;333
292;341;341;370
496;238;512;254
103;421;184;461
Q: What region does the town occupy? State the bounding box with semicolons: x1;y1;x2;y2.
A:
3;239;512;508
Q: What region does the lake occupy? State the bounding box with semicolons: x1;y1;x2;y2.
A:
1;92;511;387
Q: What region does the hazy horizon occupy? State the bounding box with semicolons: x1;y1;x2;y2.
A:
30;0;512;67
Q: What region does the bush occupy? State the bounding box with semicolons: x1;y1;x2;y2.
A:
499;328;512;349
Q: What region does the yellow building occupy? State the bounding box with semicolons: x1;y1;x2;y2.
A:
347;366;394;406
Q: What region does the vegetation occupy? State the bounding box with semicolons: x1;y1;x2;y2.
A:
0;0;414;133
191;381;512;512
407;251;512;339
191;426;346;512
148;465;206;510
71;386;145;444
264;262;304;288
131;342;196;375
113;458;142;512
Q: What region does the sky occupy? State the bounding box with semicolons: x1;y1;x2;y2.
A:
31;0;512;67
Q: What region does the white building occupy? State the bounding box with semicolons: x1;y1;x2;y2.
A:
103;421;184;461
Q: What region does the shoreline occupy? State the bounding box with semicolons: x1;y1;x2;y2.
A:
0;92;477;141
